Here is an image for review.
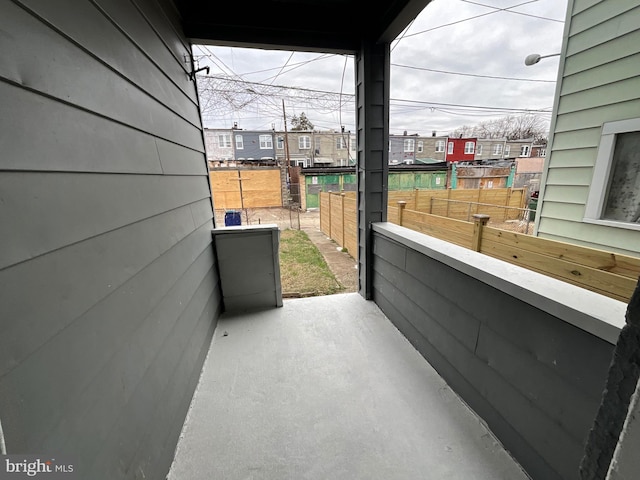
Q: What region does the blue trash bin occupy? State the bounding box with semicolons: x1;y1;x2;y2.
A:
224;210;241;226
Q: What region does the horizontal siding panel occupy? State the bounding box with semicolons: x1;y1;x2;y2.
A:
0;2;203;149
7;245;213;452
557;76;640;114
0;81;162;174
17;0;200;125
92;0;197;104
92;286;218;479
539;201;586;222
0;209;212;378
157;138;208;175
537;217;640;257
566;7;640;55
551;128;601;150
564;30;640;76
561;53;640;96
545;147;596;168
572;0;602;15
0;173;211;269
569;1;638;36
131;0;193;75
544;166;593;186
554;99;640;133
475;324;600;445
541;184;589;205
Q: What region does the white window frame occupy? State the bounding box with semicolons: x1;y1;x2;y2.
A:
493;144;503;155
540;148;547;157
276;136;284;150
417;141;424;153
299;136;311;149
336;136;347;150
235;135;244;150
519;145;530;157
464;142;475;154
259;135;273;149
504;145;510;156
404;139;415;153
435;140;445;153
447;142;454;154
476;144;483;156
584;118;640;231
218;134;231;148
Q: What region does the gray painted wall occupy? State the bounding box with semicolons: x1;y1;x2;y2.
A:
371;227;616;480
0;1;221;478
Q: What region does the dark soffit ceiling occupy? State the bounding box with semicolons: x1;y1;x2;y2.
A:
172;0;433;53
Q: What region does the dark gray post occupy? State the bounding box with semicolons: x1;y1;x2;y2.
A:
355;40;390;299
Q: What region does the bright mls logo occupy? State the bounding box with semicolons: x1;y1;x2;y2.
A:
1;455;75;479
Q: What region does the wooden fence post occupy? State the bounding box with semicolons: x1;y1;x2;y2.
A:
414;188;419;211
341;193;346;247
398;201;407;225
328;191;332;240
471;214;490;252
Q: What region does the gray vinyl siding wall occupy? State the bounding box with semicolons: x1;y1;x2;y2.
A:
371;230;614;480
536;0;640;255
0;1;221;479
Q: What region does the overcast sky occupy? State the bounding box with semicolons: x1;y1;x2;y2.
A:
193;0;567;137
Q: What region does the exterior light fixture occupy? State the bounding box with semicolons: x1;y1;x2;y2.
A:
524;53;560;66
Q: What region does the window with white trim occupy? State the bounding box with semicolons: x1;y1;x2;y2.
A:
519;145;530;157
404;139;415;152
585;118;640;229
218;134;231;148
477;144;483;156
299;136;311;149
504;145;510;156
235;135;244;150
464;142;475;154
336;136;347;149
417;141;423;153
276;136;284;149
435;140;445;152
540;148;547;157
259;135;273;149
447;142;454;154
493;144;503;155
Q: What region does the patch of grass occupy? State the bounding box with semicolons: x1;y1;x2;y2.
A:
279;229;344;297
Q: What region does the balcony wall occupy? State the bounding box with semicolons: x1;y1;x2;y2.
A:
371;222;626;480
0;1;220;479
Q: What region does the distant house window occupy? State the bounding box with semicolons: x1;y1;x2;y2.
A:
404;139;415;152
417;141;424;153
435;140;445;152
477;144;483;156
218;134;231;148
235;135;244;150
493;144;503;155
259;135;273;149
336;136;347;149
540;148;547;157
504;145;510;156
585;118;640;230
350;136;356;151
299;136;311;149
447;142;454;154
464;142;475;154
276;136;284;149
520;145;531;157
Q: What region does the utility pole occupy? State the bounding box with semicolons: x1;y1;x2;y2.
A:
282;99;292;204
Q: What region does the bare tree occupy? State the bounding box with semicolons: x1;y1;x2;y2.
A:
449;113;548;143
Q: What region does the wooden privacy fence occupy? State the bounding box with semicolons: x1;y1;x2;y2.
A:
321;189;640;302
320;191;358;259
389;202;640;303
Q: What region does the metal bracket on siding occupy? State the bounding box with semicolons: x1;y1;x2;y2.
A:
188;66;210;81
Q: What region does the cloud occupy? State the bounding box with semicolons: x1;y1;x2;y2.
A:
195;0;567;136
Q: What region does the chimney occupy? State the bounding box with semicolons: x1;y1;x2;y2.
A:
432;130;436;137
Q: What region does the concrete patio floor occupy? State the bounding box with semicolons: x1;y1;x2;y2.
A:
167;293;531;479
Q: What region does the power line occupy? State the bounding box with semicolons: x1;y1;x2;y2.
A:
399;0;539;39
392;63;555;83
459;0;564;22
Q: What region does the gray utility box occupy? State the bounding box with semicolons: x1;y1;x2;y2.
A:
212;224;283;312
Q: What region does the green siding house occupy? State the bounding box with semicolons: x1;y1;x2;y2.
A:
535;0;640;257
